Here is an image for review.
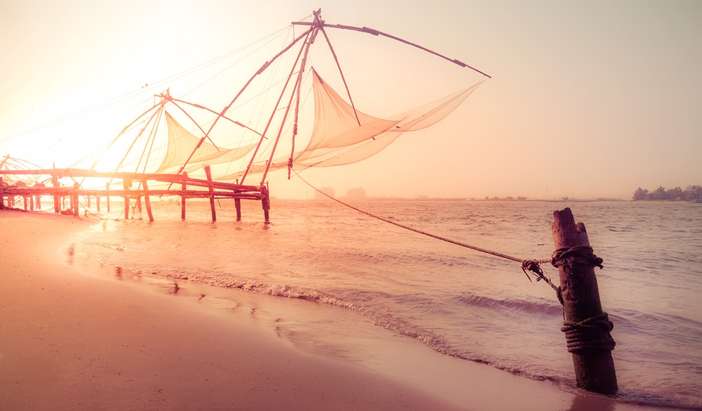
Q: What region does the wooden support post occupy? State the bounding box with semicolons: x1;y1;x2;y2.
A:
106;183;111;212
72;183;79;217
552;207;617;395
35;193;41;210
204;166;216;223
123;179;131;220
29;195;34;211
96;195;101;212
181;172;187;221
142;180;154;222
52;175;60;213
261;185;270;224
235;197;242;222
87;195;91;208
23;195;28;211
136;193;142;213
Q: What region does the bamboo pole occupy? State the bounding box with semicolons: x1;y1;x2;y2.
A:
241;29;312;184
552;207;617;394
204;166;216;223
174;28;312;177
291;19;492;78
142;180;154;222
181;172;187;221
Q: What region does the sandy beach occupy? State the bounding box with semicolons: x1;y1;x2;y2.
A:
0;211;665;410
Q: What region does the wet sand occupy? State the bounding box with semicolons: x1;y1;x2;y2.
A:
0;211;660;410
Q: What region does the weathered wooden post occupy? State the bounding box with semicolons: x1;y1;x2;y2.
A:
123;178;131;220
0;179;4;210
234;197;242;222
234;178;242;222
142;179;154;223
106;183;111;212
261;184;270;224
136;193;142;214
71;183;79;217
96;195;101;212
51;174;60;213
204;166;216;223
181;172;188;221
552;207;617;394
29;194;34;211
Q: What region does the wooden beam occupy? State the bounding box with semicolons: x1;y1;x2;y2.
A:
0;169;259;192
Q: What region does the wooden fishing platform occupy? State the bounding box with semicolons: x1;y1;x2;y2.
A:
0;166;270;223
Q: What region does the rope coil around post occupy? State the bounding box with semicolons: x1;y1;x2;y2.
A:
561;313;616;354
552;246;615;354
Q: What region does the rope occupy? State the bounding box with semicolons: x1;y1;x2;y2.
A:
561;313;616;353
292;168;558;290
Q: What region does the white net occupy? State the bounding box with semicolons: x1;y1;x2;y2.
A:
157;112;255;173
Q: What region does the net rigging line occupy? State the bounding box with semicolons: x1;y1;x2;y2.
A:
292;168;560;294
0;23;292;148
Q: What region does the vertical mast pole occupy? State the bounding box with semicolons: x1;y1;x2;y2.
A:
173;28;312;177
288;12;318;179
240;29;312;184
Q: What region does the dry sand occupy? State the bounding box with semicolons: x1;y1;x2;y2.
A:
0;211;659;410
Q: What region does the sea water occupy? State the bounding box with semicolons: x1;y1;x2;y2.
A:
73;199;702;409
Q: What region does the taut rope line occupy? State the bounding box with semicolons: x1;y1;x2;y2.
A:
292;169;560;294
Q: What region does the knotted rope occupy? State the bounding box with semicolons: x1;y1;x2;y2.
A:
551;245;614;353
561;313;616;353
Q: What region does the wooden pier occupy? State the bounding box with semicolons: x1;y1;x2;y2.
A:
0;167;270;223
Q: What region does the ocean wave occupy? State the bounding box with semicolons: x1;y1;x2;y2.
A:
99;263;702;409
455;292;563;316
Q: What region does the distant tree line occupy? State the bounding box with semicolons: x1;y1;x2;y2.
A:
633;185;702;202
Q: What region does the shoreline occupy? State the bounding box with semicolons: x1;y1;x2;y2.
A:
1;211;666;410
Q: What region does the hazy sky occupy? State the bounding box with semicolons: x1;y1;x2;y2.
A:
1;0;700;199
